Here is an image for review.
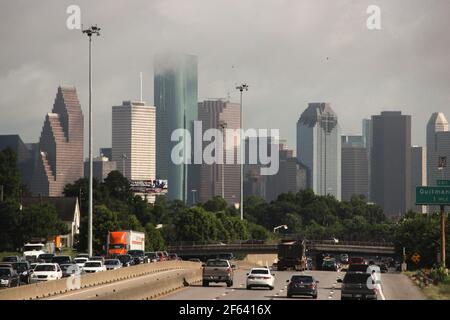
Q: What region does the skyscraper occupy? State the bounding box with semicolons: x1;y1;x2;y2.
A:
198;99;241;205
371;111;412;217
411;146;427;213
296;103;341;200
112;101;156;181
30;87;84;196
362;119;373;200
426;112;450;213
154;54;198;203
341;135;369;201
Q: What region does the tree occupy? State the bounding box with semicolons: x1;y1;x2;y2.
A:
103;171;132;203
144;223;166;251
0;148;20;201
0;200;21;251
203;196;227;212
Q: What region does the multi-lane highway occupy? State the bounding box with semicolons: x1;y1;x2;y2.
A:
161;269;426;301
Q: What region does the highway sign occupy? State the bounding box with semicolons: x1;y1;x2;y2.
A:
437;180;450;186
416;186;450;205
411;253;421;264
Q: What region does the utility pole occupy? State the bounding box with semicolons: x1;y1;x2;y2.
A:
82;25;101;257
236;84;249;221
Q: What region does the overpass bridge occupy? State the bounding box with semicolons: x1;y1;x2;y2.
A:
168;240;397;258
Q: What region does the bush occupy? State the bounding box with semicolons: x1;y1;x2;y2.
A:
429;265;449;284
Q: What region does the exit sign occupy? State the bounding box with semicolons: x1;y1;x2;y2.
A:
437;180;450;186
416;186;450;205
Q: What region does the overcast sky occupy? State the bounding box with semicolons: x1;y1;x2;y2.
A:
1;0;449;155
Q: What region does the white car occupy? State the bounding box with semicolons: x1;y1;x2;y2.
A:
74;257;89;268
82;261;107;273
30;263;62;283
246;268;275;290
104;259;122;271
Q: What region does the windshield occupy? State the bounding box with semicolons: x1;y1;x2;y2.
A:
118;255;131;261
291;276;313;283
348;264;369;272
74;258;87;263
206;260;228;267
24;245;44;251
0;269;12;276
344;273;371;284
128;251;143;256
105;260;118;265
35;265;56;272
52;257;71;263
109;244;125;249
251;269;269;275
85;262;101;268
3;257;17;262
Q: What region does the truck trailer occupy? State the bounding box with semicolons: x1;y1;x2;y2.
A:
277;240;307;271
106;230;145;256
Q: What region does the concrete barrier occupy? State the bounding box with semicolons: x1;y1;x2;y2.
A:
241;254;277;268
0;261;201;300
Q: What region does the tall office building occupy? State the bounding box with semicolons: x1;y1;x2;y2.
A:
198;99;241;205
426;112;450;213
296;103;341;200
154;54;198;203
30;87;84;196
362;119;373;200
411;146;427;213
341;135;369;201
112;101;156;181
371;111;412;217
84;156;117;182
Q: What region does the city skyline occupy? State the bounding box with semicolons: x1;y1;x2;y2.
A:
1;1;449;155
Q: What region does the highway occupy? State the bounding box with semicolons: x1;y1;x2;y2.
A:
161;269;426;301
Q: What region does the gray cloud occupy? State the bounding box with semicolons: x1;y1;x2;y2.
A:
0;0;449;155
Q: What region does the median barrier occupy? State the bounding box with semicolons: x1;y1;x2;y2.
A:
0;261;201;300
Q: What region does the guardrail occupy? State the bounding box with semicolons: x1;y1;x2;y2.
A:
167;240;394;248
0;261;201;300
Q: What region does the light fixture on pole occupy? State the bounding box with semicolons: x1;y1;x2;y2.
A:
273;225;288;233
236;84;249;221
82;24;101;258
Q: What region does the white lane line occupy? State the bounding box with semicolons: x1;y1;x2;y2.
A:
378;285;386;300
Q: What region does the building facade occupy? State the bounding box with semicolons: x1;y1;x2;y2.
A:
154;54;198;203
30;87;84;196
371;111;412;217
84;156;117;182
362;119;373;200
296;103;341;200
198;99;241;206
341;135;369;201
411;146;427;213
112;101;156;181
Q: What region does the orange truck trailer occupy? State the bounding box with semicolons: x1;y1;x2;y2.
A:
106;230;145;256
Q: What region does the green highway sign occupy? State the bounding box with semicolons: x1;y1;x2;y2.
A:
437;180;450;186
416;186;450;205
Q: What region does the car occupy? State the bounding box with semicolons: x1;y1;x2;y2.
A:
2;256;21;263
322;258;339;271
340;254;349;264
145;252;159;263
30;263;39;271
156;251;166;261
51;255;72;266
246;268;275;290
76;253;90;259
38;253;54;263
202;259;234;287
347;264;370;273
0;263;14;269
128;250;149;264
0;267;20;288
349;257;366;265
188;258;202;263
12;261;32;284
30;263;62;283
217;253;234;261
82;261;106;273
286;275;319;299
74;257;89;268
60;263;82;278
380;263;388;273
339;272;377;300
168;253;180;261
104;259;122;270
117;254;134;267
89;256;105;264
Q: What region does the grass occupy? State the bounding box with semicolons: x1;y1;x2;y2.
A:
405;271;450;300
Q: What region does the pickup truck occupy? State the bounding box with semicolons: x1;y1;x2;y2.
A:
339;272;378;300
202;259;235;287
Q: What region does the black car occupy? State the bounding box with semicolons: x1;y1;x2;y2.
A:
287;275;318;299
51;256;72;265
0;267;20;288
145;252;159;262
38;253;54;263
2;256;21;263
12;262;31;284
339;272;377;300
347;264;370;273
117;254;134;267
128;250;148;264
322;259;338;271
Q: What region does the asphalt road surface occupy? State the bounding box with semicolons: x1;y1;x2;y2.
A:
161;269;426;301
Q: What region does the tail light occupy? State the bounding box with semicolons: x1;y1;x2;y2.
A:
309;283;316;289
248;276;255;280
263;276;271;279
227;267;231;273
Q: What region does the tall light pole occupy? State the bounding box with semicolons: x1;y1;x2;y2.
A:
82;25;101;257
236;84;248;221
219;121;227;200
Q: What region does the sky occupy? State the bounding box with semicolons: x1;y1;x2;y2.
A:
1;0;449;155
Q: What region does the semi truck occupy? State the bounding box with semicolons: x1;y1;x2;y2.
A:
277;240;307;271
106;230;145;256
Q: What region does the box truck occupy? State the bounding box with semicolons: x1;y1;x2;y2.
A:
106;230;145;256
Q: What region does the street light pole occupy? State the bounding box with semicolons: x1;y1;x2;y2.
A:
82;25;101;257
236;84;248;221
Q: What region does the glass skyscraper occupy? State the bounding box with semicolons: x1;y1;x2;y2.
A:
296;103;341;200
154;54;198;203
